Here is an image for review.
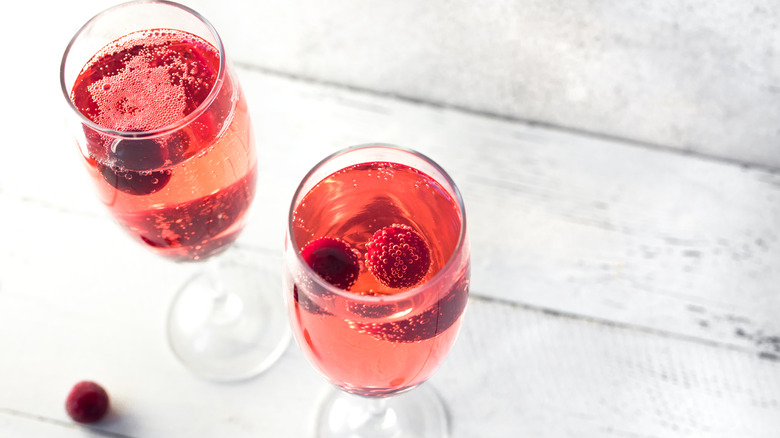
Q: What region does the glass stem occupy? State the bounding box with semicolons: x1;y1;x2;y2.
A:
203;255;225;297
367;396;388;416
203;255;242;325
364;395;398;432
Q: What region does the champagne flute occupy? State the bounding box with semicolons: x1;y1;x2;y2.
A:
60;0;289;381
283;144;470;437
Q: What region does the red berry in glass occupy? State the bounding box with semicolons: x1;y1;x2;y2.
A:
301;237;362;290
288;160;469;396
70;29;256;261
365;224;431;289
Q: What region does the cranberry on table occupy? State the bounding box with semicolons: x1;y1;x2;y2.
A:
65;381;110;424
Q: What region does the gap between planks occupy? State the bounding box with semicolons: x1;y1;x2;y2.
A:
4;191;777;364
233;62;780;175
469;294;779;364
0;408;136;438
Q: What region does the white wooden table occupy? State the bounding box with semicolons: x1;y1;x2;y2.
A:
2;1;779;437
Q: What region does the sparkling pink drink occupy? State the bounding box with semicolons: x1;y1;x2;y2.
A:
287;157;470;397
70;29;256;261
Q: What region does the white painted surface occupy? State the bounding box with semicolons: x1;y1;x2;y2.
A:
1;1;779;437
188;0;780;169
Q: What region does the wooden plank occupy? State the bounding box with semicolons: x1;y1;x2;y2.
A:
186;0;780;169
441;297;780;438
0;410;133;438
34;0;780;169
0;195;317;437
235;68;780;360
1;170;777;437
1;258;778;438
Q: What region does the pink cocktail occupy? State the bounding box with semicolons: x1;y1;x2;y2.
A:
69;28;256;262
284;145;470;437
61;1;288;381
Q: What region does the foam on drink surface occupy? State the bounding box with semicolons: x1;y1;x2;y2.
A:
72;29;219;133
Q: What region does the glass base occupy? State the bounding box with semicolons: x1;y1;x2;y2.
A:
167;253;290;381
316;384;450;438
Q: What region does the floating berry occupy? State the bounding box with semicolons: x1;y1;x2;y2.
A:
112;137;167;171
365;224;431;289
98;137;173;195
98;164;171;196
356;276;469;342
301;237;362;290
65;381;110;424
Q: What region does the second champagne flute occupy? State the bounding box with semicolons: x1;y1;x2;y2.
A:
284;144;470;437
60;0;289;381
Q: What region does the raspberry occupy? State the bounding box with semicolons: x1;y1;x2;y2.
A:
65;381;110;424
356;275;469;342
301;238;361;290
365;225;431;289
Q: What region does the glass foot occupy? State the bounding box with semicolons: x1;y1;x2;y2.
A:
167;252;290;381
316;384;450;438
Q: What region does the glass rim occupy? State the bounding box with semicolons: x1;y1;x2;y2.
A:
59;0;227;139
287;143;469;304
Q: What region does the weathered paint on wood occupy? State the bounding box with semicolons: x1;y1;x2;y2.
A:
1;1;778;436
